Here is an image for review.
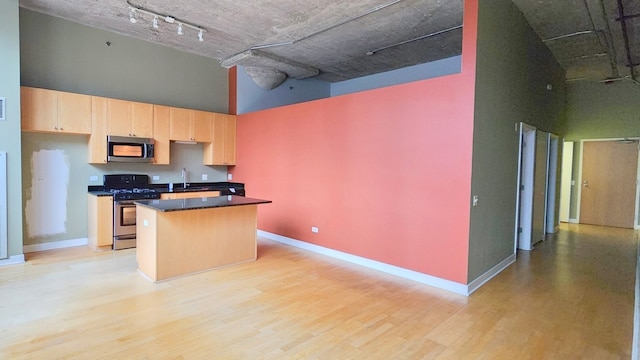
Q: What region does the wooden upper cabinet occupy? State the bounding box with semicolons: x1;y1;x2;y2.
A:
169;107;192;141
169;107;212;142
88;96;108;164
191;110;213;143
21;86;91;134
205;113;237;165
106;98;153;138
153;105;171;165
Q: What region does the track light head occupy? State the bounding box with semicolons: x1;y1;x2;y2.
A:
198;29;204;42
177;23;183;35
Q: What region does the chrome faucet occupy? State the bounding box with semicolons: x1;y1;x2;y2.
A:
182;168;188;188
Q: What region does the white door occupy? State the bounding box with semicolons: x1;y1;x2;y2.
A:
516;124;536;251
0;151;7;259
545;134;559;233
532;130;549;245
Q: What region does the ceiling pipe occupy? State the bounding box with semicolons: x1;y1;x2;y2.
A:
615;0;638;81
597;0;620;78
365;24;463;56
223;0;405;60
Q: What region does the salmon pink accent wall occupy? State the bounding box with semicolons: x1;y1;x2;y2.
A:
229;66;237;115
232;0;478;284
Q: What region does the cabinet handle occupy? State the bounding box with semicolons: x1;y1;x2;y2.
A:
60;128;63;131
54;127;58;130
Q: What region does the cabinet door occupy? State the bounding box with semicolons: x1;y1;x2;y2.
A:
153;105;171;165
88;96;108;164
169;107;193;141
209;114;237;165
223;115;237;165
106;98;132;137
88;194;113;249
21;87;57;132
131;102;154;138
57;91;92;134
191;110;212;143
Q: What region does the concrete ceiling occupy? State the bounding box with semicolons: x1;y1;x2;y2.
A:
18;0;640;89
512;0;640;83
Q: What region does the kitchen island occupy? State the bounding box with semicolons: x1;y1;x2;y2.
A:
135;195;271;281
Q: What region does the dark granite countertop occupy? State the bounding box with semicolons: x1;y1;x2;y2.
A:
135;195;271;212
88;182;245;197
88;191;113;197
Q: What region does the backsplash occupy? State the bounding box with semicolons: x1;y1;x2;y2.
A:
21;132;228;246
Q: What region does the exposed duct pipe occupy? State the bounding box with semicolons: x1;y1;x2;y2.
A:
615;0;638;81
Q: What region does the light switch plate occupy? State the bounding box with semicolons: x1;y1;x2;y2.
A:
153;175;160;181
89;175;98;181
202;174;208;181
227;173;233;180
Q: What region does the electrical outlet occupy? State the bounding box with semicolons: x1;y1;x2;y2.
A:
202;174;208;181
152;175;160;181
227;173;233;181
472;195;479;207
311;226;319;233
89;175;98;181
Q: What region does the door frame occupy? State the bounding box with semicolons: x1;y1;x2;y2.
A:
515;123;537;252
559;141;574;223
546;134;559;233
576;138;640;229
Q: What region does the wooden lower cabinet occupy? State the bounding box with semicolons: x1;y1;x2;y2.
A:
160;191;220;200
87;194;113;250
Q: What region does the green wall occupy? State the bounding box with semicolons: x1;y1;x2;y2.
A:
565;80;640;220
0;0;23;258
19;9;230;247
467;0;566;281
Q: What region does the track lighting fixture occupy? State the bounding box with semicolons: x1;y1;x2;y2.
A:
126;1;206;42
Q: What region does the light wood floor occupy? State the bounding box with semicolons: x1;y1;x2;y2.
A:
0;223;636;359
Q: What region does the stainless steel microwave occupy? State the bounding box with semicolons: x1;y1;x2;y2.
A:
107;135;155;163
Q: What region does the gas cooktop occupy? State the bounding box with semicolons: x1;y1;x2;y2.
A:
104;174;162;201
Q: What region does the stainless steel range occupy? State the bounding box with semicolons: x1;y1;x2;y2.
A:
103;174;161;250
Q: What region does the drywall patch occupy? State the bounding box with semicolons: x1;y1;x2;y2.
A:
25;149;69;237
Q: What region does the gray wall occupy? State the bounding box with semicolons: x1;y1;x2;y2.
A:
564;80;640;220
19;9;230;247
330;55;462;97
237;56;463;114
467;0;566;281
237;67;331;114
0;0;23;258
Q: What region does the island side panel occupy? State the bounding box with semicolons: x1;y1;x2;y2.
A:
136;205;159;281
155;204;258;281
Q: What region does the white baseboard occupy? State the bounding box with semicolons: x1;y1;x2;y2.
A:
569;218;579;224
258;230;475;296
0;254;25;266
467;253;516;295
23;238;88;253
